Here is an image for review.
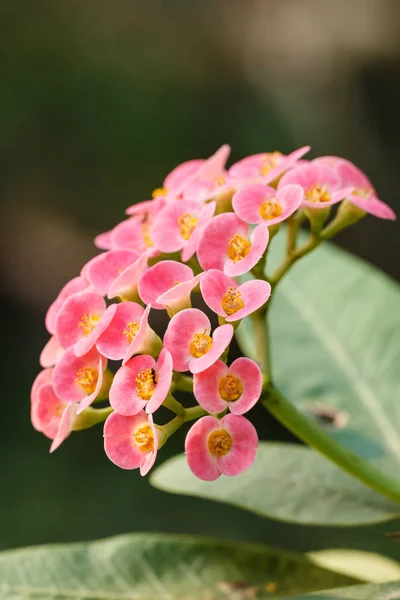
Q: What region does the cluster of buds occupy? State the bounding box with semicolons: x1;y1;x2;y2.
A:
31;144;395;481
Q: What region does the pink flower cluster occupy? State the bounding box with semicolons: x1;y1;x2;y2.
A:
31;145;395;480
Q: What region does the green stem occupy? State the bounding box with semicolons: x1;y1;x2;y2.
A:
163;393;185;415
184;405;207;422
262;385;400;504
72;406;113;431
173;374;194;394
269;233;321;288
251;309;270;380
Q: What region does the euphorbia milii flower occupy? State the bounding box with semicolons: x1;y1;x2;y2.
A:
45;276;89;335
279;163;353;209
82;249;140;296
110;216;157;255
193;358;262;415
232;183;304;226
55;290;106;351
104;411;158;474
163;308;233;374
200;269;271;322
53;346;107;413
228;146;310;183
152;201;215;261
107;252;148;301
31;368;53;431
336;159;396;220
197;213;269;277
40;335;64;368
109;349;173;416
138;260;203;315
185;413;258;481
34;382;77;452
96;303;162;363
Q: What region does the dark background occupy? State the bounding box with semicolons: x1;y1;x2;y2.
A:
1;0;400;560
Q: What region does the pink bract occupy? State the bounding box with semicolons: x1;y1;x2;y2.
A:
54;290;106;350
52;346;106;413
107;252;148;301
151;200;215;261
197;213;269;277
31;368;53;431
163;308;233;374
40;335;64;368
337;159;396;220
109;349;173;416
232;183;304;226
104;410;158;474
157;273;204;316
95;303;161;364
138;261;194;309
82;249;140;295
185;413;258;481
34;382;76;451
193;358;262;415
200;269;270;322
279;162;353;208
228;146;310;183
45;276;89;335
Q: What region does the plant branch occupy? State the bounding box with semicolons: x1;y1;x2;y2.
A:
262;385;400;505
269;233;321;288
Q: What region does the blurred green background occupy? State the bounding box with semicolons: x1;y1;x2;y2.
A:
1;0;400;560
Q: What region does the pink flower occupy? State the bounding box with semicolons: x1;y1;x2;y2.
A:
96;303;162;363
181;146;233;204
279;163;353;209
104;410;158;474
185;413;258;481
107;252;148;301
52;346;107;413
110;217;157;255
200;269;270;322
193;358;262;415
109;349;173;416
232;183;304;226
34;382;77;452
337;159;396;220
31;368;53;431
39;335;64;368
125;197;166;218
228;146;310;183
151;200;215;261
138;260;203;315
163;308;233;374
55;290;106;351
197;213;269;277
45;276;89;335
82;249;140;296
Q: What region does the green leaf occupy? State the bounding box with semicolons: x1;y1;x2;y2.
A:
288;580;400;599
236;233;400;471
151;442;400;526
307;549;400;583
0;532;357;599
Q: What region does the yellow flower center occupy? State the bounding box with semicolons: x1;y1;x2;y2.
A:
214;174;226;187
123;321;140;343
227;234;251;263
208;429;232;456
221;287;244;316
218;374;243;402
260;151;282;176
152;187;168;198
305;183;331;204
135;368;158;400
259;199;283;221
134;424;154;453
78;313;100;336
178;213;199;240
190;332;213;358
75;367;99;394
